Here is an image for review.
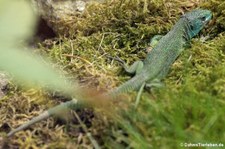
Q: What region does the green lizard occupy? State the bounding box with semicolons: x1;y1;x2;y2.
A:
7;9;212;137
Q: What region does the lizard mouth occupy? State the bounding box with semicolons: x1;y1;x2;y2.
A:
204;14;212;25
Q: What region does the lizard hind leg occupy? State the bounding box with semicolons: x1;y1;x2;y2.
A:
134;82;146;108
123;60;144;75
134;80;162;108
146;79;165;88
145;79;165;95
110;56;144;75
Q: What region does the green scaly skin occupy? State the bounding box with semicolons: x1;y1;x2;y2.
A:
7;9;212;137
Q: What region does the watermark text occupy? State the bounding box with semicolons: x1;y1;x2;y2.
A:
180;142;224;148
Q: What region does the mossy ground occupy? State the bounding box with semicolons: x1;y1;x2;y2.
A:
1;0;225;148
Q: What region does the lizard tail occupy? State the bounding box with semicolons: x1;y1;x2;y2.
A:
7;111;50;137
7;99;79;137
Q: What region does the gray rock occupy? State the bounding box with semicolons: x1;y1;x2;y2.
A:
31;0;99;35
0;73;9;98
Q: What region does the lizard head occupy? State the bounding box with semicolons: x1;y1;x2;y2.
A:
182;9;212;38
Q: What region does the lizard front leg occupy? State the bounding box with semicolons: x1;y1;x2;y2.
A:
146;35;164;52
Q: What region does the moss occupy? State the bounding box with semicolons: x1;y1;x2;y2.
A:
1;0;225;148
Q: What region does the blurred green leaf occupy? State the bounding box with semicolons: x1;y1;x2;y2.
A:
0;1;35;45
0;1;79;96
0;47;77;95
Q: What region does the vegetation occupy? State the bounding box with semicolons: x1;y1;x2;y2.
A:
0;0;225;148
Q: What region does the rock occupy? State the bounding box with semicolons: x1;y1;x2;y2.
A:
31;0;97;36
0;73;9;98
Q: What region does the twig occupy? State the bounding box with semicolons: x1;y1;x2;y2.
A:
73;112;101;149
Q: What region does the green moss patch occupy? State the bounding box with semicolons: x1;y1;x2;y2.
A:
1;0;225;148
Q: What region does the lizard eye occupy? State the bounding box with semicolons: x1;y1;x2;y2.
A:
190;24;194;30
200;16;206;22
